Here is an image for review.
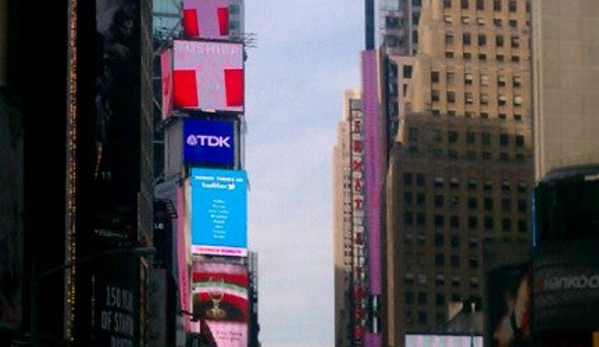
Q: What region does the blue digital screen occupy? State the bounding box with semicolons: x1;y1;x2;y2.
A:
183;118;235;166
190;168;247;251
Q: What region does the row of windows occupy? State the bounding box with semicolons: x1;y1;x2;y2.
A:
406;147;527;162
432;71;523;88
406;310;449;326
403;212;529;232
405;289;476;307
444;14;524;28
402;173;528;192
411;128;526;147
404;193;528;212
430;109;524;121
405;232;480;247
432;89;524;106
404;273;480;288
444;51;524;62
445;32;521;48
444;0;527;13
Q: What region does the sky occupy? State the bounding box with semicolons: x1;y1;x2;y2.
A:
244;2;365;347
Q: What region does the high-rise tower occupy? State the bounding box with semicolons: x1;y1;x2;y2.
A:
384;1;533;346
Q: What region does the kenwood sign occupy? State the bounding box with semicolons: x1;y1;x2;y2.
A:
542;274;599;290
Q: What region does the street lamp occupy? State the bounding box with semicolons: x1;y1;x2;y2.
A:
29;246;156;346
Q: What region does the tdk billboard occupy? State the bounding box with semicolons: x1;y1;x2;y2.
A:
190;168;247;257
183;118;235;167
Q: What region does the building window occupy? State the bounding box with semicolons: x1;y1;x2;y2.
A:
478;53;487;61
465;73;474;85
444;14;453;23
435;233;444;246
436;293;446;306
493;0;501;11
509;0;517;12
435;194;444;207
435;275;445;286
478;34;487;46
444;0;452;8
477;17;485;25
466;131;476;144
502;218;512;231
500;133;509;146
498;94;507;106
476;0;484;10
484;216;494;230
450;177;460;189
464;52;472;60
450;216;460;228
482;132;491;145
496;35;504;47
451;235;460;247
480;93;489;105
461;0;469;9
511;36;520;48
468;197;478;209
498;75;506;87
447;91;456;103
480;74;489;86
463;33;472;45
468;216;478;229
461;16;470;24
434;214;444;227
513;75;522;87
518;199;527;213
496;54;505;62
435;254;445;266
431;71;440;83
446;51;455;58
514;95;523;106
509;19;518;27
405;291;415;304
404;172;413;185
403;65;413;78
467;178;478;190
484;198;493;210
502;198;512;212
434;176;444;188
451;255;460;267
446;33;455;45
432;90;440;102
416;173;425;186
516;135;524;146
484;180;493;191
448;131;459;142
447;71;455;84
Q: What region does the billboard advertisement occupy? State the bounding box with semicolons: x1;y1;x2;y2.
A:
183;118;235;167
533;241;599;332
182;0;229;40
93;0;142;247
191;261;249;347
486;262;532;347
93;253;140;347
172;40;244;113
160;47;174;120
405;334;483;347
190;168;247;256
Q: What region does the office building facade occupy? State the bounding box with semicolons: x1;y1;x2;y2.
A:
384;1;533;346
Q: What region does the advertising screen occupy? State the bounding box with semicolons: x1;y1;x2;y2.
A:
183;118;235;167
182;0;229;40
173;40;244;113
405;334;483;347
190;168;247;256
486;262;532;347
191;261;249;347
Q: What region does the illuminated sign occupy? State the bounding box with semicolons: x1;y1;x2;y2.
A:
183;118;235;167
172;40;244;113
190;168;247;256
182;0;229;40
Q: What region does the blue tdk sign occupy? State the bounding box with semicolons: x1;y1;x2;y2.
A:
183;118;235;166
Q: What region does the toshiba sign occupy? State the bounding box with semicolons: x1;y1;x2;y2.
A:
183;118;235;167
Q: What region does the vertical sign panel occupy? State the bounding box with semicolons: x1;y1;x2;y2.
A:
183;118;235;167
182;0;230;40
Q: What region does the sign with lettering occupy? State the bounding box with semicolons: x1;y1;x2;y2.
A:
93;253;140;347
183;118;235;167
190;168;247;256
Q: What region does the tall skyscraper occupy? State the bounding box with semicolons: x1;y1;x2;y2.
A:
384;1;533;346
531;0;599;180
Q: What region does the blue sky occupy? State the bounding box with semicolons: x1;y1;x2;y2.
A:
244;2;364;347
